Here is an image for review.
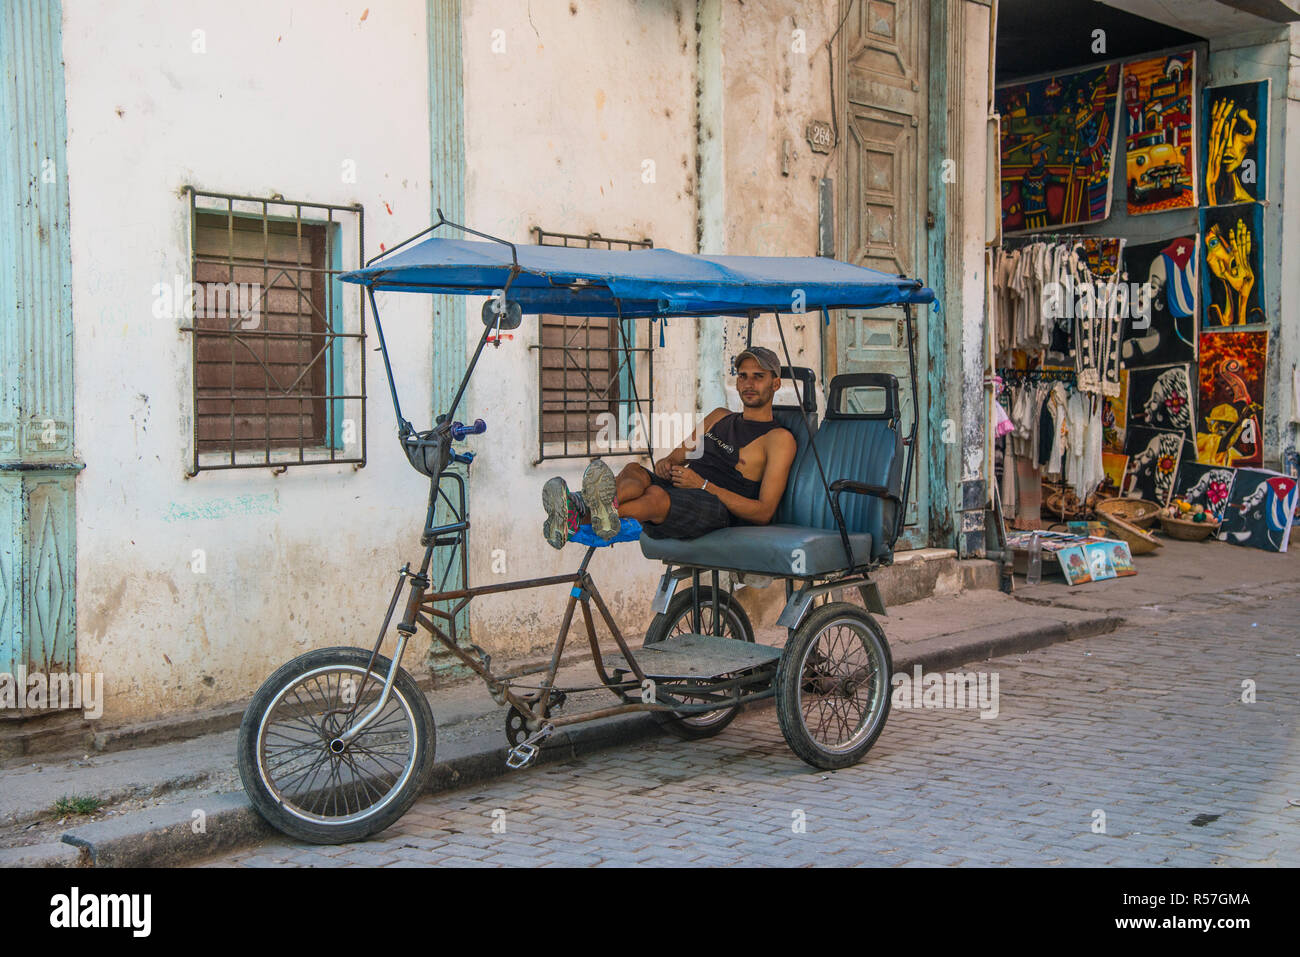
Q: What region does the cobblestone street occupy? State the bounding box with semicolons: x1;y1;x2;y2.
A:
205;593;1300;867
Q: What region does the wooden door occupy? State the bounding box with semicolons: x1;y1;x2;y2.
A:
831;0;931;547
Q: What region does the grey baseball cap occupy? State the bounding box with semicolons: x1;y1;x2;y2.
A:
733;346;782;376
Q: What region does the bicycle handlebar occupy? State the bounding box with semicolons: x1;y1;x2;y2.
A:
451;419;487;440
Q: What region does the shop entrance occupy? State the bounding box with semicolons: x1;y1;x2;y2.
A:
828;0;931;549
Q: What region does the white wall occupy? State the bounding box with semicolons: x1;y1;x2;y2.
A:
458;0;701;656
64;0;436;721
61;0;948;724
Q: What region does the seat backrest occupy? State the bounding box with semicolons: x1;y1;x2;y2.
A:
777;373;903;559
771;366;819;527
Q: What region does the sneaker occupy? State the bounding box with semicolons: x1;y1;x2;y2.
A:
542;477;588;550
582;459;620;540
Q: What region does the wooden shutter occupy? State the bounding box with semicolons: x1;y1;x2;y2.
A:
539;315;619;447
193;214;329;452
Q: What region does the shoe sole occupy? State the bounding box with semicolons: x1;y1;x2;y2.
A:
542;477;571;550
583;460;619;540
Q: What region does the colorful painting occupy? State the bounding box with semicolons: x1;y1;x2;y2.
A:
1077;237;1124;278
1107;540;1136;576
1200;203;1265;327
1102;452;1128;493
1103;369;1128;453
1203;80;1269;206
1196;330;1266;467
1126;364;1195;443
1120;237;1197;369
1122;52;1197;215
1123;425;1190;505
1084;542;1118;581
1218;469;1297;553
997;64;1121;233
1175;462;1236;523
1057;546;1093;585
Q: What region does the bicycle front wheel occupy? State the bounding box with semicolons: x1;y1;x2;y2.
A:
237;646;436;844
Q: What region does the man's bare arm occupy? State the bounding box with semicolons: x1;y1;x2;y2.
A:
685;428;796;525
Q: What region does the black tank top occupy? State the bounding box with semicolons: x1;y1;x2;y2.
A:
691;412;781;500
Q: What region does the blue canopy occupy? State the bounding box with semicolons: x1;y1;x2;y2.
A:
338;237;934;318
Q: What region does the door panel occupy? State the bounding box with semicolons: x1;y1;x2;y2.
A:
833;0;930;547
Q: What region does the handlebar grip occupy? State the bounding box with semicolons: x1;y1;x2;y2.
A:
450;418;487;440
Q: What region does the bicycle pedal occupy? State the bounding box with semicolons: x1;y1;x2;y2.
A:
505;723;554;770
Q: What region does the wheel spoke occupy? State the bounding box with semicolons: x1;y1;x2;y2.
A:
792;613;888;756
255;664;421;826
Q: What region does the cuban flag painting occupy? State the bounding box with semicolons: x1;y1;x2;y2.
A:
1160;238;1196;319
1265;476;1298;549
1219;469;1297;552
1120;236;1198;369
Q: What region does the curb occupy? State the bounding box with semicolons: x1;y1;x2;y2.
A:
44;609;1119;868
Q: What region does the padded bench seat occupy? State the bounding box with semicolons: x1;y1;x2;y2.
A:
639;523;872;577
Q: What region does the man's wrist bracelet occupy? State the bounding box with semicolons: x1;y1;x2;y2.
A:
702;480;710;492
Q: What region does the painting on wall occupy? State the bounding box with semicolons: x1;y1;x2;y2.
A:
1218;469;1297;553
1174;461;1236;524
1196;330;1266;468
997;64;1121;233
1126;364;1195;444
1121;51;1197;215
1123;425;1191;505
1200;202;1265;328
1202;80;1269;206
1102;369;1128;454
1077;237;1124;277
1120;236;1197;369
1102;452;1129;494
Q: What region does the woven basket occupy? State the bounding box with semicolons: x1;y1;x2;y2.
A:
1158;514;1219;542
1098;513;1162;554
1097;497;1161;529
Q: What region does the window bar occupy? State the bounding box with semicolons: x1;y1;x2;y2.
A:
295;203;306;464
189;188;200;475
227;197;237;466
358;208;367;468
328;205;336;462
262;199;272;465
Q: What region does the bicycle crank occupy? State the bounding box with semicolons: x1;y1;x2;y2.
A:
505;723;554;770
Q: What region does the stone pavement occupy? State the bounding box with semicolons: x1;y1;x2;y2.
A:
202;583;1300;867
4;537;1296;866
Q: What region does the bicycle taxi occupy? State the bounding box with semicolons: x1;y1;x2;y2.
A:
237;213;934;843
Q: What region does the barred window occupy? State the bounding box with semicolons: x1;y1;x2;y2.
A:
185;190;365;473
532;228;654;463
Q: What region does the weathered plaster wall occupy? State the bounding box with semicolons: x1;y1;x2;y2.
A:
64;0;436;721
704;0;840;408
459;0;699;656
60;0;985;725
956;0;993;555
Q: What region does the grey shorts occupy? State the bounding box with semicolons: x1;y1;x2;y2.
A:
636;468;733;540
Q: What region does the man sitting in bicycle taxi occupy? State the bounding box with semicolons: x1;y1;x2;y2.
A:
543;346;797;548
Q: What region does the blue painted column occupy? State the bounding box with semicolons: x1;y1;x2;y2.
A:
0;0;80;680
426;0;471;672
925;0;955;550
